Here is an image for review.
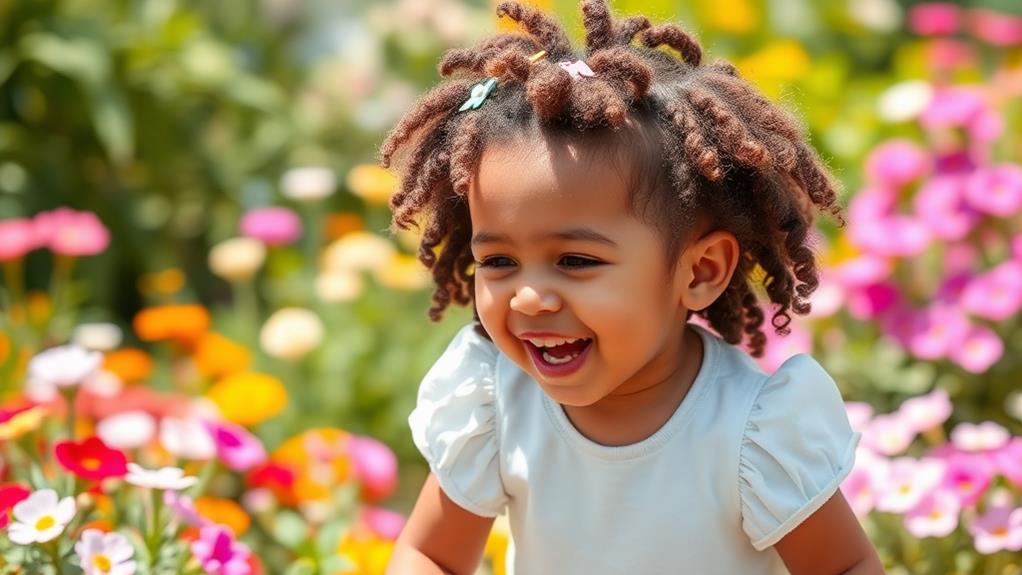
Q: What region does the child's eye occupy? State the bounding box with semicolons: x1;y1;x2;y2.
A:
476;256;516;268
559;255;603;269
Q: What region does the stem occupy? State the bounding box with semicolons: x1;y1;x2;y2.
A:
59;386;78;440
146;488;164;568
189;458;219;498
43;540;61;568
2;258;27;326
232;279;261;353
46;255;76;340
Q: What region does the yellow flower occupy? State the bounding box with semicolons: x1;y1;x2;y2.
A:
259;308;324;361
736;40;811;99
207;372;287;426
193;333;251;378
0;331;9;364
325;213;365;241
195;497;251;536
373;254;431;291
346;165;397;205
337;533;395;575
496;0;552;33
138;268;186;297
316;270;365;303
483;514;511;575
321;232;396;274
103;348;154;383
699;0;758;34
0;405;47;441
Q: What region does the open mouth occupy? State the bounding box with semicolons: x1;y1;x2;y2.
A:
523;338;593;376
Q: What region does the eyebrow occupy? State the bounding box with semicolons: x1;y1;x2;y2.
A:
470;228;618;248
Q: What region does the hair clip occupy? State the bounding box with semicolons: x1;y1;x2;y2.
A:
458;77;498;112
529;50;548;64
558;59;596;80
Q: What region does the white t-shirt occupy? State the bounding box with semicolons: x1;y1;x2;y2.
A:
409;322;860;574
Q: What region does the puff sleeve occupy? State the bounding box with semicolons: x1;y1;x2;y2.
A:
738;355;861;551
408;324;507;517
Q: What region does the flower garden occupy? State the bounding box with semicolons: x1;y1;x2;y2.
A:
1;1;1022;574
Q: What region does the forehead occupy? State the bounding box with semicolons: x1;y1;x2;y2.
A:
468;136;634;226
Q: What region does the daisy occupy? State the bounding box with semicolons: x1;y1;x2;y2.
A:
7;489;76;544
75;529;137;575
125;463;197;491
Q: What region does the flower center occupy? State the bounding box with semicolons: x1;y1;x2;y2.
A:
82;457;102;470
35;515;55;531
993;526;1008;537
92;553;112;572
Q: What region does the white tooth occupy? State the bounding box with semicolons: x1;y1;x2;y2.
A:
541;350;581;365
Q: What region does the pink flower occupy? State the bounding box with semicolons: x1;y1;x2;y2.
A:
965;165;1022;217
904;489;961;538
350;436;398;503
969;505;1022;554
939;451;996;507
969;9;1022;47
806;278;844;319
840;448;889;518
360;506;406;540
830;255;893;289
913;176;979;241
908;3;962;36
897;388;952;434
951;421;1010;452
948;325;1004;373
847;282;900;320
850;215;931;258
865;140;932;188
754;321;812;374
875;457;946;513
992;438;1022;488
0;218;38;260
921;87;1003;151
925;39;977;73
844;402;874;433
907;304;971;360
164;490;212;528
961;261;1022;321
33;208;110;257
862;413;917;456
204;420;267;472
239;207;302;246
190;525;252;575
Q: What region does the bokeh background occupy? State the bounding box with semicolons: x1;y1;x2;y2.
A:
2;0;1022;573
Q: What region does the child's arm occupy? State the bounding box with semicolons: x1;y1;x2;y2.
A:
387;473;496;575
773;491;885;575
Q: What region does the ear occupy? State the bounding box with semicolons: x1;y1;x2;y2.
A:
675;229;740;312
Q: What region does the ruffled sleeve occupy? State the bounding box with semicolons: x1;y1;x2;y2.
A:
738;355;861;551
408;323;507;517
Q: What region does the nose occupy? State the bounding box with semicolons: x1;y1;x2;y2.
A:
509;284;561;315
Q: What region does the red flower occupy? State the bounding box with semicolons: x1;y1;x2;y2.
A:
246;463;297;506
0;483;31;528
54;436;128;481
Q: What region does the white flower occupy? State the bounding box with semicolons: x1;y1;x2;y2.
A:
160;417;216;461
125;463;198;491
321;232;396;274
8;489;76;544
208;237;266;282
27;344;102;388
281;166;336;201
878;80;934;123
71;323;123;351
315;270;364;303
96;410;156;450
260;308;324;361
75;529;137;575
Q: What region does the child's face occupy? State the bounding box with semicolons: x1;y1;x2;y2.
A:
468;137;696;407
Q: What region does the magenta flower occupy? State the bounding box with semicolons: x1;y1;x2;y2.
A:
965;164;1022;217
190;525;252;575
951;421;1010;452
907;304;971;360
0;218;38;261
904;489;961;538
908;3;962;36
948;325;1004;373
865;140;931;188
969;9;1022;47
847;282;900;320
913;176;978;240
875;457;945;513
897;388;952;434
33;208;110;257
939;451;996;507
862;413;916;456
921;87;1003;150
204;420;267;472
239;207;302;246
831;254;893;290
969;505;1022;554
350;436;399;503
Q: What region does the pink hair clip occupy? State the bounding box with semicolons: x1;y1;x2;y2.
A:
558;59;596;80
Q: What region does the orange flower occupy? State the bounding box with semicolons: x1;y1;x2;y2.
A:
206;373;286;426
337;533;394;575
194;333;251;378
133;304;210;345
271;428;352;502
138;268;185;296
325;213;364;241
0;331;8;364
103;348;153;383
194;497;251;536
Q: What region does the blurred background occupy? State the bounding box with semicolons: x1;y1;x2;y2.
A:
2;0;1022;573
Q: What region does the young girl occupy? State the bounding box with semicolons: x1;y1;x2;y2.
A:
380;1;884;573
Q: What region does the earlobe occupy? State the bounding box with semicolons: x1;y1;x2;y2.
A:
679;230;740;311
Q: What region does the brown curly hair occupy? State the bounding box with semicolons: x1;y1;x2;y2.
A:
377;0;844;357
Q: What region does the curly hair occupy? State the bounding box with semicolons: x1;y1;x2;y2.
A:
377;0;844;357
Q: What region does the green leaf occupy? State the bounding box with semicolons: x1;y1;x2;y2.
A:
88;84;135;166
283;558;316;575
271;510;310;550
315;516;353;559
0;51;16;87
18;33;110;87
